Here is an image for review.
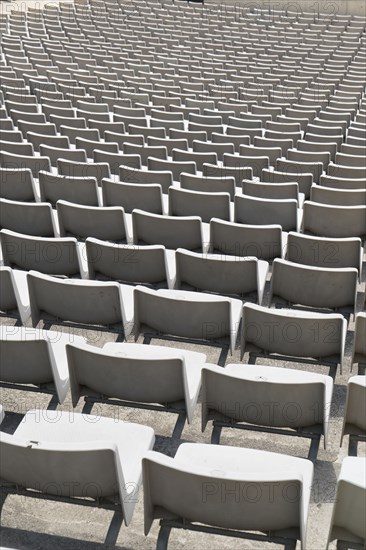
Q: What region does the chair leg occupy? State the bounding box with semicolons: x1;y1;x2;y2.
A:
211;423;222;445
104;510;123;546
157;524;172;550
348;435;359;457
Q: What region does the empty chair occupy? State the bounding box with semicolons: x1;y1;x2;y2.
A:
119;165;173;195
286;232;363;278
27;132;70;153
27;271;134;336
192;140;234;161
93;149;141;175
143;443;313;549
175;249;268;303
335;152;366;167
17;120;57;138
172;149;218;172
326;457;366;548
74;138;118;160
319;174;366;190
310;185;366;206
0;266;30;324
67;341;206;423
262;168;313;199
132;210;204;252
169;187;231;223
0;151;51;178
148;157;196;183
0;326;85;403
0;198;56;237
57;159;111;186
0;408;154;527
239;144;282;166
40;145;87;167
0;167;35;201
123;142;167;165
212;132;250;153
203;163;252;186
302;202;366;238
276;158;323;184
341;376;366;454
352;313;366;372
242;180;302;203
133;286;242;354
241;303;346;371
0;141;34;156
180;172;236;201
210;218;284;261
86;238;174;288
57;200;129;243
60;125;100;144
224;152;269;178
39;171;99;207
102;179;165;215
270;259;358;315
234;195;300;232
328;163;366;180
202;363;333;453
1;229;86;278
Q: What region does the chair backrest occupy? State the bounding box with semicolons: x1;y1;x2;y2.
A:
0;198;55;237
327;457;366;548
0;326;84;403
1;229;82;276
86;237;168;286
67;341;186;408
27;271;125;328
241;303;346;366
242;180;299;201
132;209;203;251
133;287;239;351
353;313;366;366
119;165;172;194
57;200;128;242
180;172;236;201
168;187;231;223
0;151;51;177
262;168;313;198
0;167;35;201
202;364;331;433
203;162;252;186
39;171;99;207
286;232;362;275
234;194;298;232
342;376;366;439
270;258;358;312
302;201;366;238
0;266;28;320
175;248;260;297
143;444;309;545
102;178;163;214
310;185;366;206
0;432;122;502
40;145;87;167
148;157;196;182
210;218;283;260
57;158;111;185
319;174;366;190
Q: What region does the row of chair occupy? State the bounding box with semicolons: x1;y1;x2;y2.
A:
2;265;365;369
1;195;365;241
0;230;362;316
0;403;364;549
